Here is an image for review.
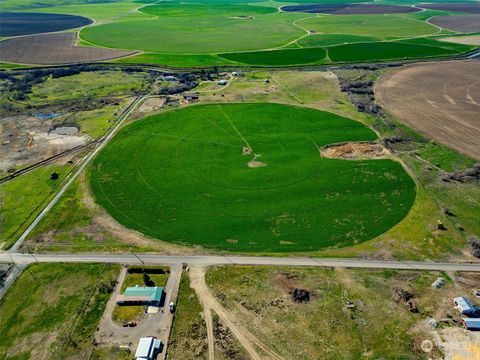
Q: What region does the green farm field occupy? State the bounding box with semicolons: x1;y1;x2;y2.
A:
90;103;415;252
0;0;477;66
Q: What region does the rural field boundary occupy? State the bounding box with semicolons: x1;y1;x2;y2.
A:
7;95;147;253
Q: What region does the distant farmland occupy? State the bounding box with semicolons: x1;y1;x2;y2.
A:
376;61;480;160
90;103;415;252
1;0;478;67
0;12;91;36
0;32;135;65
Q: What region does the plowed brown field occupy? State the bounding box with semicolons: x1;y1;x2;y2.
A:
429;15;480;33
376;61;480;160
0;32;135;65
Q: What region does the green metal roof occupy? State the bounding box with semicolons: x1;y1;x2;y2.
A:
124;286;164;301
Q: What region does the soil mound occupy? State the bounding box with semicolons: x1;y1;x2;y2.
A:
321;142;388;159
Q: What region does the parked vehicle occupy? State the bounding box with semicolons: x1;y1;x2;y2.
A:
169;301;175;313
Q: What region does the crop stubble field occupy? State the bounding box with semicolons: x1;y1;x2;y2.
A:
376;60;480;160
90;103;415;252
0;32;136;65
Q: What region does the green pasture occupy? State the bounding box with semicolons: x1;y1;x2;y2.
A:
81;12;303;53
298;34;377;47
0;263;119;359
90;103;415;252
0;164;73;250
4;0;475;67
114;52;233;67
219;47;327;65
297;14;438;39
29;71;149;103
328;41;468;62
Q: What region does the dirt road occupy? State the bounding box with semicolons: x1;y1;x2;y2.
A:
189;265;284;360
95;264;182;355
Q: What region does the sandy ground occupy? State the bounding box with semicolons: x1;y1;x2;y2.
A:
133;97;166;117
321;142;389;159
0;114;87;172
432;327;480;360
376;60;480;160
440;35;480;46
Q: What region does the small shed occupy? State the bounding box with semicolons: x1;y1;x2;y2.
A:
135;337;162;360
462;318;480;330
453;296;476;315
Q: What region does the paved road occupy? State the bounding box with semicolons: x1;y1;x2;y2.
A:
8;95;147;253
2;253;480;272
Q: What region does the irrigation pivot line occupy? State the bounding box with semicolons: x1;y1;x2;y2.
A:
8;95;147;253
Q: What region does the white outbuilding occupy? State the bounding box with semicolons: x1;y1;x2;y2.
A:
135;337;162;360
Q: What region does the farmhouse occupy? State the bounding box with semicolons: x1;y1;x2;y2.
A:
116;286;165;306
183;92;199;102
462;318;480;330
135;337;162;360
453;296;476;315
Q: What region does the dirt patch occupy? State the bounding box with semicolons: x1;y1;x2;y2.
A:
440;35;480;45
242;146;252;155
0;32;136;65
133;96;166;117
213;313;249;360
281;3;420;14
376;60;480;160
273;271;300;294
321;142;389;159
229;16;254;19
0;114;87;172
428;15;480;33
247;154;267;168
418;3;480;14
247;160;267;168
7;331;58;359
432;327;480;359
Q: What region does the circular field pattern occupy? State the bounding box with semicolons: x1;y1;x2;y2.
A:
0;12;92;37
281;3;420;14
91;103;415;252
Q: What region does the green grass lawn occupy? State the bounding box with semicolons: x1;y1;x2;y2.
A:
0;263;119;359
0;164;73;249
120;267;170;291
90;103;415;252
